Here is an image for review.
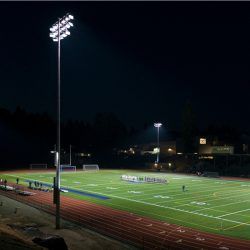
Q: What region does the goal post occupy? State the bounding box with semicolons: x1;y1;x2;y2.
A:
82;164;99;172
60;165;76;172
30;164;48;170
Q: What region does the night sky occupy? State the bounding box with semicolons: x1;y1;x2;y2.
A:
1;2;250;130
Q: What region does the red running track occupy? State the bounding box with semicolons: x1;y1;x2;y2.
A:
1;186;250;250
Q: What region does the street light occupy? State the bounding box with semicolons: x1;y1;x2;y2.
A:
49;13;74;229
154;122;162;164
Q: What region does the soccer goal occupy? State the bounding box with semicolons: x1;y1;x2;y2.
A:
30;164;48;170
60;165;76;172
82;164;99;172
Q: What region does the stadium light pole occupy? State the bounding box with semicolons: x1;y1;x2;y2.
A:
154;123;162;164
69;144;72;166
49;13;74;229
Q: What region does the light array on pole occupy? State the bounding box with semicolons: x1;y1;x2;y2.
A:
154;123;162;128
49;13;74;42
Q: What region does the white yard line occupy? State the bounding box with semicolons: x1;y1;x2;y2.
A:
217;208;250;218
193;199;250;213
170;191;250;209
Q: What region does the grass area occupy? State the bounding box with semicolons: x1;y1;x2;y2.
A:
1;169;250;240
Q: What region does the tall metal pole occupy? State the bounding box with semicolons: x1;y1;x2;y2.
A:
50;13;74;230
56;18;61;230
157;127;160;164
69;144;72;166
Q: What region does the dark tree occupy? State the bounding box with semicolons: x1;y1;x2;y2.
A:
181;101;197;153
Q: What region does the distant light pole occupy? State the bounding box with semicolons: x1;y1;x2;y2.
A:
49;13;74;229
154;123;162;164
69;144;72;166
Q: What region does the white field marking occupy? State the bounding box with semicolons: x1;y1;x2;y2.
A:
172;178;183;180
193;199;250;213
156;187;250;206
223;219;250;231
190;201;207;206
125;184;223;200
191;180;202;182
68;185;250;227
172;199;250;220
73;182;115;187
106;187;118;190
171;200;250;219
217;208;250;218
241;184;250;187
128;191;142;194
137;181;243;201
171;189;250;208
191;195;250;212
74;181;81;184
154;195;171;199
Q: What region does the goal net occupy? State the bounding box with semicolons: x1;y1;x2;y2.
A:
60;165;76;172
83;164;99;171
30;164;48;170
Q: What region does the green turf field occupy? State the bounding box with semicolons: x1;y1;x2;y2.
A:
1;169;250;240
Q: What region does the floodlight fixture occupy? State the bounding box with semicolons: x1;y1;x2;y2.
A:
154;122;162;128
49;13;74;42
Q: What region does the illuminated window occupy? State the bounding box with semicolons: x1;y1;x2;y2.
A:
200;138;206;144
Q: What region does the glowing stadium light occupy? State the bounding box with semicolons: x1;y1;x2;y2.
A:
49;13;74;43
154;122;163;164
154;122;162;128
49;13;74;230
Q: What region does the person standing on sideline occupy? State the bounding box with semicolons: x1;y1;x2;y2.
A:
4;179;7;189
16;178;19;185
182;185;185;192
